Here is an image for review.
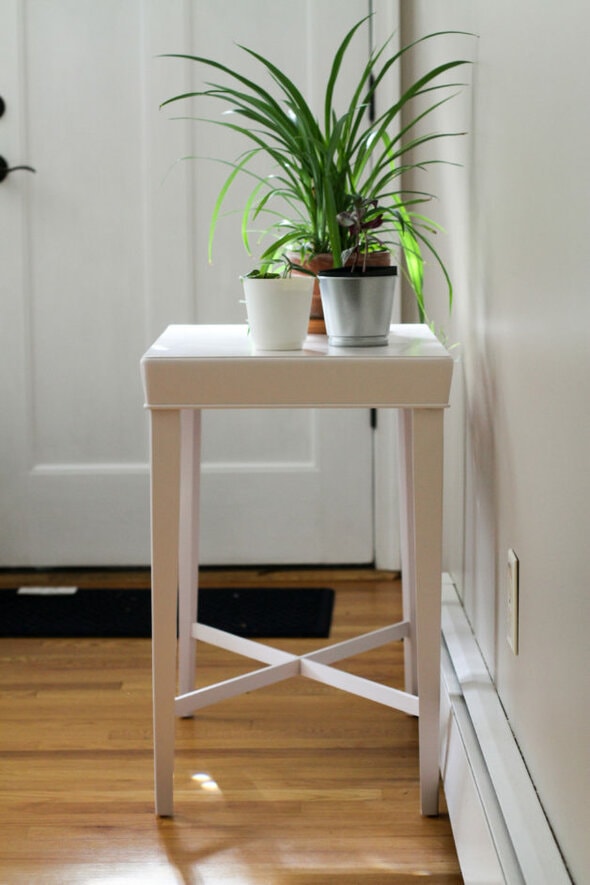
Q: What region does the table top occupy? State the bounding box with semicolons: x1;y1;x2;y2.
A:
141;324;454;409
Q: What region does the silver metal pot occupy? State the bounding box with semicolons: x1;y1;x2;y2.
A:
317;266;398;346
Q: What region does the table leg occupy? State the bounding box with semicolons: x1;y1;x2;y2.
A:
403;407;445;817
178;409;202;698
398;409;417;697
149;408;181;817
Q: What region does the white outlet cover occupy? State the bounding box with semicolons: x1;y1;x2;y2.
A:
507;549;519;654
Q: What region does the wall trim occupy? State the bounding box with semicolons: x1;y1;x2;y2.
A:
440;574;571;884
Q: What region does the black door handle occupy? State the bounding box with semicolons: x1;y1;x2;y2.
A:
0;156;36;183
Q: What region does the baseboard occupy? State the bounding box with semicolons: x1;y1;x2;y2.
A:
439;575;571;885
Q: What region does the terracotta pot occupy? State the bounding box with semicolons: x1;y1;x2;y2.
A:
288;251;391;323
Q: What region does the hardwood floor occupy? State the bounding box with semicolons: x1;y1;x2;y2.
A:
0;569;462;884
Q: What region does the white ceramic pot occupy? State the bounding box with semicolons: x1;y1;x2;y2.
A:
242;276;314;350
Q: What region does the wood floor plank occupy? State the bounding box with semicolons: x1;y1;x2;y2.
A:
0;571;462;883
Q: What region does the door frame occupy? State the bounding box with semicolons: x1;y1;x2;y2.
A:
372;0;400;571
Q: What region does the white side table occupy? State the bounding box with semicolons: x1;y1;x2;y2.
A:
141;324;453;818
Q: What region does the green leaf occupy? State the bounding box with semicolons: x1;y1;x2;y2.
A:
160;25;474;316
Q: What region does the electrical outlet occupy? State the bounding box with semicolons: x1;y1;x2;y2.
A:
507;549;519;654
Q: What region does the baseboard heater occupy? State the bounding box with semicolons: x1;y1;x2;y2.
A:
439;575;571;884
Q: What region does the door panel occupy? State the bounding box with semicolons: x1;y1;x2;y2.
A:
0;0;193;565
183;0;378;564
200;408;373;564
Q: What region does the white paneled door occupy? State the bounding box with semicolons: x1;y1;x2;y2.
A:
0;0;398;567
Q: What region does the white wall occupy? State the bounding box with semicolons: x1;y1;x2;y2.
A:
400;2;590;880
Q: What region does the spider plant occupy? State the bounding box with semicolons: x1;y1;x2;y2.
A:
161;16;471;321
244;253;316;280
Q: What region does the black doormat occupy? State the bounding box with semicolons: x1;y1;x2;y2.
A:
0;586;335;639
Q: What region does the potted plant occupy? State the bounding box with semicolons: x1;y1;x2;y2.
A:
241;258;314;351
317;195;398;346
160;16;470;327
